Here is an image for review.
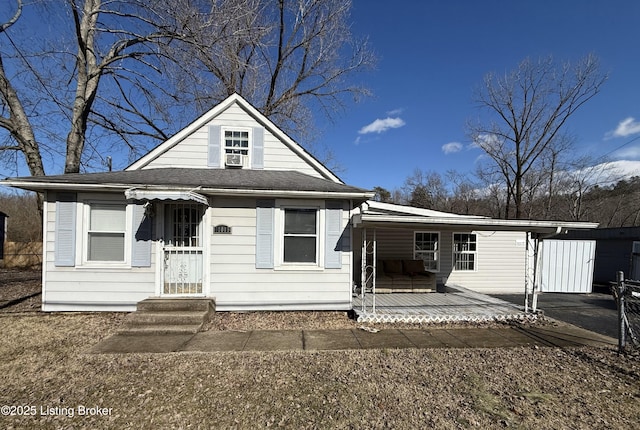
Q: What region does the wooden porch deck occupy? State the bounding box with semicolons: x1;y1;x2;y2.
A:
352;285;535;324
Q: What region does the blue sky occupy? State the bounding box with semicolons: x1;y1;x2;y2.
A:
1;1;639;189
320;0;640;190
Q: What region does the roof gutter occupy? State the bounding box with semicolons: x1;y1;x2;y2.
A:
354;213;598;233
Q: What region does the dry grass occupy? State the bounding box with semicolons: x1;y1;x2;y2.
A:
1;270;639;429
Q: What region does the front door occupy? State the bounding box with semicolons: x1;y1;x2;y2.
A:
162;203;206;295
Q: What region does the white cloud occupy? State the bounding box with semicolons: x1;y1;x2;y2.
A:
607;117;640;138
472;133;502;150
386;108;404;116
442;142;463;154
358;117;406;134
613;144;640;159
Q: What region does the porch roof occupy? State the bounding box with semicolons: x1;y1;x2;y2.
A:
352;201;598;235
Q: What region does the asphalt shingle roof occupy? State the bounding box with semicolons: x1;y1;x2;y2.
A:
6;168;370;194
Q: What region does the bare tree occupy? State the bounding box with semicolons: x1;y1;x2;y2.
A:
0;0;374;177
467;55;607;219
446;170;479;215
0;0;45;178
0;0;193;174
168;0;375;144
402;169;449;211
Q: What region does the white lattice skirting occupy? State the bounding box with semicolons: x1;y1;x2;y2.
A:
355;312;539;324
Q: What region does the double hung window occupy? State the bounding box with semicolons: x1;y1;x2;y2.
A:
283;208;318;263
414;232;439;271
87;203;126;262
453;233;477;271
224;130;249;155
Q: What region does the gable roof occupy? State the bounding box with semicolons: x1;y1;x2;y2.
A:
2;168;372;200
126;93;342;183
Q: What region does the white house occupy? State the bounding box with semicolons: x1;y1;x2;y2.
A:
2;94;372;311
2;93;598;313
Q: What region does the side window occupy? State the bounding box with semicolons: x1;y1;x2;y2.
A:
414;232;439;271
453;233;477;271
87;203;126;262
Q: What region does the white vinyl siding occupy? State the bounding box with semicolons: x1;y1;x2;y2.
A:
143;103;322;177
210;197;352;310
353;228;527;294
446;231;526;293
42;191;156;312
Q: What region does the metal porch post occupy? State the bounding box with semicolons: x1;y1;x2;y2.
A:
360;228;377;314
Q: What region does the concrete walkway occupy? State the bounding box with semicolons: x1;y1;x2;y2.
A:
90;322;616;354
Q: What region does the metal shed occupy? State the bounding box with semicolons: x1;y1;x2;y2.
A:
562;227;640;283
538;239;596;293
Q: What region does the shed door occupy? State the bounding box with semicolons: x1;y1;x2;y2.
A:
540;240;596;293
162;203;206;295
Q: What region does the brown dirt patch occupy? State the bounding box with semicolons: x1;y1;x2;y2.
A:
0;268;41;312
1;270;638;428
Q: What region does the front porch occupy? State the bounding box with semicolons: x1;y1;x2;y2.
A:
352;285;536;324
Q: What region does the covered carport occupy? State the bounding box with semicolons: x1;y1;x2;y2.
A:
351;201;598;323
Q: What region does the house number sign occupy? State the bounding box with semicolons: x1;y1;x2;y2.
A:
213;225;232;234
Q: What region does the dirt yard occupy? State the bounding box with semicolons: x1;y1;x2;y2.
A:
0;269;638;429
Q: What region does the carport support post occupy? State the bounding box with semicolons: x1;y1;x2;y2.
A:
525;232;541;313
360;228;377;314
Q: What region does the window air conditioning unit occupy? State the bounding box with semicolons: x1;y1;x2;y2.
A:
225;153;244;167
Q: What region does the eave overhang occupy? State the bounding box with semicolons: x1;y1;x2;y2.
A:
2;179;373;202
352;213;598;234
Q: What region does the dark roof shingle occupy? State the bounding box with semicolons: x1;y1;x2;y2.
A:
5;168;370;194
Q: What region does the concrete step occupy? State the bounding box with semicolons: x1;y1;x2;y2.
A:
136;298;215;313
119;324;203;336
118;297;216;336
124;311;208;326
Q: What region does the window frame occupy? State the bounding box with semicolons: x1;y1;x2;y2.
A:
452;232;477;272
281;206;319;266
414;231;440;272
221;126;252;166
81;200;130;266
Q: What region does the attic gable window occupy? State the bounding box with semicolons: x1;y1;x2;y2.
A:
208;125;264;169
225;130;249;155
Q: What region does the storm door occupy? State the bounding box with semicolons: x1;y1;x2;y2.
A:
162;203;206;295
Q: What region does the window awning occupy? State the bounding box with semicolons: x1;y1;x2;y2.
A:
124;188;209;206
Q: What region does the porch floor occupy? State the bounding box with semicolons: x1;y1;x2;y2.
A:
352;285;535;324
